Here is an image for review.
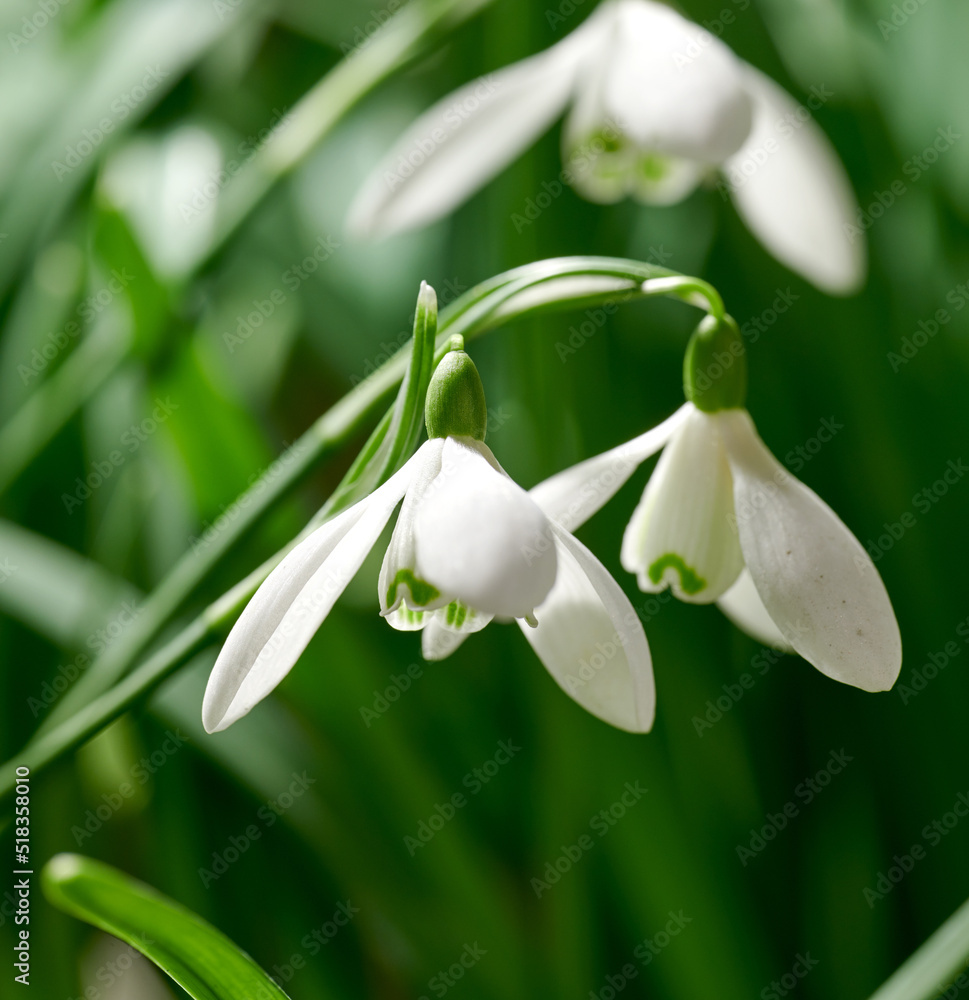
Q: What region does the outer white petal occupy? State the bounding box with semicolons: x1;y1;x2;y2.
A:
346;19;604;239
529;404;691;533
723;65;865;295
202;461;415;733
621;405;744;603
414;438;557;618
718;409;901;691
716;567;794;652
520;522;655;732
378;439;449;624
578;0;753;161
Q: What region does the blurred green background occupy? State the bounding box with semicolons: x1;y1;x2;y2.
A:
2;0;969;997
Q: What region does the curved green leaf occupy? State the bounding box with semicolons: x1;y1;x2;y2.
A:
42;854;293;1000
868;895;969;1000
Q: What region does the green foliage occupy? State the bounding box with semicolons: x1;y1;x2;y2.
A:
2;1;969;998
43;854;293;1000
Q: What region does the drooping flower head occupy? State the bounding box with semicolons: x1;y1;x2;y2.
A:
349;0;865;294
530;314;901;691
203;336;655;734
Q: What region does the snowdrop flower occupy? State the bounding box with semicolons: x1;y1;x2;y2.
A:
530;316;901;691
203;344;655;734
348;0;864;295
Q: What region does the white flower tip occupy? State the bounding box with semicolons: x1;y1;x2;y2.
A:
201;713;224;735
630;705;655;735
521;525;656;734
201;672;246;734
343;195;385;242
422;622;467;661
725;65;867;297
833;628;902;694
815;244;867;298
201;697;229;735
718;408;902;694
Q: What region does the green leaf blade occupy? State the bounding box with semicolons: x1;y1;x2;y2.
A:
43;854;293;1000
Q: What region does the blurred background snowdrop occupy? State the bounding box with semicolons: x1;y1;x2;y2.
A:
2;0;969;998
348;0;866;293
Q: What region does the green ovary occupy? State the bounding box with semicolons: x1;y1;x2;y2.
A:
648;554;706;595
387;569;440;609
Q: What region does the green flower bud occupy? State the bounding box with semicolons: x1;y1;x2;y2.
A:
683;313;747;412
425;344;488;441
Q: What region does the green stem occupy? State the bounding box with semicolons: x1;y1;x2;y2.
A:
207;0;494;260
0;0;493;500
4;256;726;802
38;349;400;733
0;316;130;496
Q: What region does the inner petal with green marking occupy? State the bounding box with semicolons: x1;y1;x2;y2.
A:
386;568;440;609
394;605;426;628
638;154;669;183
436;599;493;633
443;600;469;629
648;553;706;596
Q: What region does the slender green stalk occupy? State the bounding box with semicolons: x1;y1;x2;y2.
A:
37;352;399;733
3;257;726;803
207;0;494;260
0;0;493;501
0;316;131;495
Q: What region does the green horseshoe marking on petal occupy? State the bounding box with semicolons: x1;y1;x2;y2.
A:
387;569;440;608
648;553;706;595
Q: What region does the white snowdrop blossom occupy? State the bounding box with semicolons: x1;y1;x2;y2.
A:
530;402;901;692
348;0;865;294
203;350;656;735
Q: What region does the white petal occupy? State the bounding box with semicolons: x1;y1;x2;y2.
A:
383;604;429;631
378;438;449;622
422;617;464;660
421;601;494;661
621;406;744;603
560;79;638;204
414;438;557;618
346;21;602;240
568;0;752;162
435;600;493;634
716;567;794;652
423;618;467;660
520;522;655;732
630;154;708;206
530;404;691;533
718;409;901;691
202;461;415;732
724;65;865;295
